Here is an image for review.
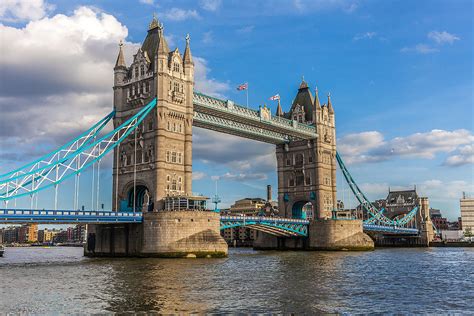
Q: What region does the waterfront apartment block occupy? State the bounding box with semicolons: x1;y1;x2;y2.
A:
460;193;474;234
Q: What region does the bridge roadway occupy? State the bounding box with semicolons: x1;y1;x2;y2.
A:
0;209;419;236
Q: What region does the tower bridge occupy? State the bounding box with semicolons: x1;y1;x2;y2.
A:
0;17;435;257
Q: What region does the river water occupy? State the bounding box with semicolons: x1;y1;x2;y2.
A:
0;247;473;314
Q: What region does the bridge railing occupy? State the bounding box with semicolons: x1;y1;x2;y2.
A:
220;215;310;224
193;92;317;137
0;209;143;218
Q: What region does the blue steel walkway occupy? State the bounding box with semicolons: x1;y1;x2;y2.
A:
0;209;419;236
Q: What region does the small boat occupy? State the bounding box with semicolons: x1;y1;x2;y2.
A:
0;245;4;257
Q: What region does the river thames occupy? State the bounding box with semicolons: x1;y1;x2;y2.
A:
0;247;473;314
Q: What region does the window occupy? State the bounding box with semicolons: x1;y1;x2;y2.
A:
134;67;139;78
171;152;177;163
309;155;313;163
306;176;311;185
167;175;170;182
147;81;150;93
167;121;170;130
286;158;291;166
178;177;182;183
140;83;144;94
166;151;170;162
178;153;182;164
295;154;304;167
173;62;180;72
140;65;145;76
171;179;177;191
132;85;135;95
289;178;295;187
298;115;303;123
148;120;153;131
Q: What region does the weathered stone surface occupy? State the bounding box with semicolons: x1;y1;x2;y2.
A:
308;219;374;251
85;211;228;258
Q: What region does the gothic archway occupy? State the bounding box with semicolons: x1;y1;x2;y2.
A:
127;185;149;212
291;200;313;219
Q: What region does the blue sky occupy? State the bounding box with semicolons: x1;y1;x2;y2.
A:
0;0;472;221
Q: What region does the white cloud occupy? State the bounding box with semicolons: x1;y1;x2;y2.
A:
192;171;207;180
0;0;53;22
292;0;358;13
444;145;474;166
400;44;439;54
163;8;200;21
211;172;267;182
199;0;222;11
418;179;473;200
194;57;230;98
0;7;134;168
202;31;213;44
236;25;254;34
401;30;460;54
0;6;231;172
338;129;474;165
428;31;460;45
139;0;154;5
353;32;376;41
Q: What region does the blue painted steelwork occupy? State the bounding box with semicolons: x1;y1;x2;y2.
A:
220;215;309;237
0;209;142;224
0;111;114;180
0;99;157;201
336;151;419;231
363;224;419;235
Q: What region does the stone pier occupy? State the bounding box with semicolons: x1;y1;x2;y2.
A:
253;219;374;251
85;211;228;258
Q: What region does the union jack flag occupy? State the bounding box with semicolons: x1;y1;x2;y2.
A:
269;94;280;101
236;82;248;91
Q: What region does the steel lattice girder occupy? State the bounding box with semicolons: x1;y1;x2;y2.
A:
193;92;318;141
0;99;157;201
220;216;309;236
193;111;291;144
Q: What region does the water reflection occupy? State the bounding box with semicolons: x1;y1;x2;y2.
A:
0;247;473;313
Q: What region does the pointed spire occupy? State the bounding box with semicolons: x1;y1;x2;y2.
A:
183;33;193;64
299;75;308;89
148;13;159;30
327;92;334;114
276;99;283;117
157;22;169;54
114;40;126;68
314;87;321;109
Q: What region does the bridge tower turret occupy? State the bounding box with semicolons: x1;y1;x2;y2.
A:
276;80;337;220
88;16;227;258
111;16;195;212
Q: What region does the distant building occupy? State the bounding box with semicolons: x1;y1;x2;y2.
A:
385;188;418;219
27;224;38;242
460;193;474;235
229;198;267;216
38;228;58;243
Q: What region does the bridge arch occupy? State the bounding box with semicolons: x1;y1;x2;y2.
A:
122;180;152;212
291;200;314;219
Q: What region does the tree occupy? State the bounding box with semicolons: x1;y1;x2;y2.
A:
464;227;473;237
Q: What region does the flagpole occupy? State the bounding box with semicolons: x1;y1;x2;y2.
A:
246;82;249;109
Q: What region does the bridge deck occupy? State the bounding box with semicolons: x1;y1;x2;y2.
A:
0;209;419;236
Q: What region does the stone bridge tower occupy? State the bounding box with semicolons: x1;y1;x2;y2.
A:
112;17;194;212
276;80;337;220
86;17;227;258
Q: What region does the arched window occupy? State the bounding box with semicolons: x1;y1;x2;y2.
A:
295;153;304;167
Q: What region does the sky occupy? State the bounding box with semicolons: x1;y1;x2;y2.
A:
0;0;472;221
